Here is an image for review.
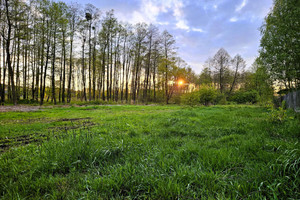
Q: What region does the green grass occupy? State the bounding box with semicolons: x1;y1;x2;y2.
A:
0;105;299;199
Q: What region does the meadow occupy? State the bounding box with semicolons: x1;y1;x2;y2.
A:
0;105;299;199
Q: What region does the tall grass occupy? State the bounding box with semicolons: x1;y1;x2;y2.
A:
0;105;299;199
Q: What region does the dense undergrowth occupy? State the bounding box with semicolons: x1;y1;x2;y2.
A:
0;105;299;199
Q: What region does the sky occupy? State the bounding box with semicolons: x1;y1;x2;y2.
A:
64;0;274;73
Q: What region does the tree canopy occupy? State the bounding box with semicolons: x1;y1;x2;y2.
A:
258;0;300;90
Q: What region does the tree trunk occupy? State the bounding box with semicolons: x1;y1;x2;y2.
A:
5;0;17;105
62;30;66;103
88;21;92;101
67;23;74;103
82;38;87;101
51;23;57;105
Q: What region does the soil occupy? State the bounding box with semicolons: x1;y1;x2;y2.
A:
0;105;41;112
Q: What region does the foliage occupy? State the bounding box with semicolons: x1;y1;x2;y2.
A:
267;101;288;123
215;93;227;105
244;61;274;103
180;90;200;106
199;67;213;85
198;86;218;106
258;0;300;90
181;86;217;106
0;0;198;105
229;90;258;104
210;48;231;93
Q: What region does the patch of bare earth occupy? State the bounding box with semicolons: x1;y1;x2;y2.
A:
0;105;41;112
0;105;73;112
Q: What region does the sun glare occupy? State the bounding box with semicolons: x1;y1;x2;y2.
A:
179;80;183;85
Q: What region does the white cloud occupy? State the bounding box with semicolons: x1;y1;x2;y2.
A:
235;0;247;12
128;0;175;24
173;0;184;18
176;20;190;30
176;21;204;33
192;28;204;32
230;17;238;22
130;11;148;24
157;21;170;25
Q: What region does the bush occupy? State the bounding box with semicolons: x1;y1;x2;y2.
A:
181;86;217;106
215;93;227;105
268;101;288;123
229;90;258;104
172;93;182;104
181;91;200;106
198;86;217;106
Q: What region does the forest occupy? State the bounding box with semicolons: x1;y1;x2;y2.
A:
1;0;298;106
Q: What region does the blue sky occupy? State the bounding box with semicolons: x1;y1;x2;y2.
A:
64;0;273;73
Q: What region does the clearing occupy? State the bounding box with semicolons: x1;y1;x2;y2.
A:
0;105;299;199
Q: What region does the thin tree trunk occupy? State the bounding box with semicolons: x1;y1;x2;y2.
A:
82;38;87;101
41;22;51;105
51;23;57;105
92;28;96;100
67;24;74;103
62;30;66;103
5;0;17;105
88;21;92;101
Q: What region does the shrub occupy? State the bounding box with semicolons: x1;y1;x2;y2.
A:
198;86;217;106
229;90;258;104
215;93;227;105
172;94;182;104
268;101;288;123
181;86;217;106
181;91;200;106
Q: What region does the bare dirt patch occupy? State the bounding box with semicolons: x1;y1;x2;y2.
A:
0;105;73;112
0;105;41;112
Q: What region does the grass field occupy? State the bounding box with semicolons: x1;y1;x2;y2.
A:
0;105;299;199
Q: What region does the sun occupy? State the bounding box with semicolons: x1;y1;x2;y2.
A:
178;80;184;85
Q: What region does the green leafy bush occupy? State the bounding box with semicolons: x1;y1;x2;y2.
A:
268;101;288;123
229;90;258;104
198;86;217;106
181;91;200;106
215;93;227;105
181;86;217;106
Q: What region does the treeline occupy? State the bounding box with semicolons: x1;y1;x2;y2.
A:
191;48;273;105
2;0;296;106
0;0;198;105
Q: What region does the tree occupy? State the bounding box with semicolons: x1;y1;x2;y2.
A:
67;3;79;103
161;30;176;104
132;23;147;103
78;18;87;101
4;0;17;105
211;48;231;93
199;67;213;86
259;0;300;90
244;60;273;101
85;4;100;101
229;54;245;96
0;0;191;105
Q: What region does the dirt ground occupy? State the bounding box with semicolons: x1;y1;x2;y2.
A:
0;104;158;112
0;105;42;112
